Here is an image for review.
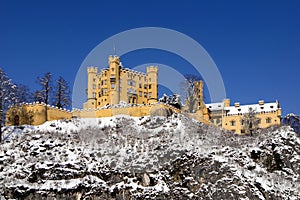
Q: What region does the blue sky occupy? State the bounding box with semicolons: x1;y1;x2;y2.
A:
0;1;299;115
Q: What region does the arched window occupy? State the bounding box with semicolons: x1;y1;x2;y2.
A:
266;117;272;123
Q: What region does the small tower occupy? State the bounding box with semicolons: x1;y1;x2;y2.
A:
146;66;158;103
194;80;205;110
108;55;121;105
85;66;98;109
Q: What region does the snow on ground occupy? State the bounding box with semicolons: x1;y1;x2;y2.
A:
1;114;300;199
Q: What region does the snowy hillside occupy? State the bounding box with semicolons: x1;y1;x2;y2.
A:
1;114;300;199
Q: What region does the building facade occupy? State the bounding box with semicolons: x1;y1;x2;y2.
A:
84;55;158;109
206;99;281;134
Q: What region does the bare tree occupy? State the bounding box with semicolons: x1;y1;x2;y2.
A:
0;68;16;142
34;72;52;105
35;72;52;121
53;76;71;109
241;107;260;136
15;84;33;104
181;74;202;113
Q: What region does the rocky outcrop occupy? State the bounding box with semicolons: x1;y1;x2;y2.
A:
0;115;299;199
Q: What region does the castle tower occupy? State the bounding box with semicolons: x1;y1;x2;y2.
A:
108;55;121;105
85;66;98;109
146;66;158;103
194;80;204;110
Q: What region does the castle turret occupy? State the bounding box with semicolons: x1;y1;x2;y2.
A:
146;66;158;103
84;66;98;109
194;80;204;110
108;55;121;105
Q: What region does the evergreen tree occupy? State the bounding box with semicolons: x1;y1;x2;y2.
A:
0;68;16;142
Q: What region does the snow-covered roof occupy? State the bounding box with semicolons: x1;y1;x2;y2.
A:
224;102;279;115
205;102;224;111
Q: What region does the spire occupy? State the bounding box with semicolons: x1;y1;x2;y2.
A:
113;44;116;55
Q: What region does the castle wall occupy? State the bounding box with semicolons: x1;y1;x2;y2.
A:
6;103;72;126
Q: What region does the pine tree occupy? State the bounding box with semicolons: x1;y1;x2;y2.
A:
54;76;71;109
0;68;16;142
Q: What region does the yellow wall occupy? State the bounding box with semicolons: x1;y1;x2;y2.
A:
6;103;72;126
222;110;281;134
73;103;181;119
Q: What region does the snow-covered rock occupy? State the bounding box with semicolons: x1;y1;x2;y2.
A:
0;114;299;199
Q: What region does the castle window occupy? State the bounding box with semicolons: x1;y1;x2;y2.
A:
98;84;101;89
98;92;101;97
266;117;271;123
144;84;147;89
111;83;115;89
98;102;100;105
93;84;96;89
139;83;142;88
128;80;136;86
241;120;245;125
101;88;107;95
149;92;152;98
270;106;274;109
112;68;114;72
92;92;96;98
101;80;103;85
230;120;236;126
139;91;142;97
149;84;151;89
257;118;261;124
149;78;151;82
93;78;96;82
144;92;147;98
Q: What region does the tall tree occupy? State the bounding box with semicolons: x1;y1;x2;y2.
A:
0;68;16;142
35;72;52;121
15;84;33;104
53;76;71;109
34;72;52;105
241;107;260;136
181;74;202;113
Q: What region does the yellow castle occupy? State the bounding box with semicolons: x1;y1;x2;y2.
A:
84;55;158;109
206;99;281;134
5;55;281;135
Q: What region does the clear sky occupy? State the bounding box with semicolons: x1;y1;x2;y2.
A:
0;1;299;115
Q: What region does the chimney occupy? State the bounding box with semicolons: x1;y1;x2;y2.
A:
234;102;240;107
223;99;230;107
258;100;264;105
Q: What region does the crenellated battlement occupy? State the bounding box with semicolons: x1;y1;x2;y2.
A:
87;66;98;74
146;66;158;73
108;55;120;64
